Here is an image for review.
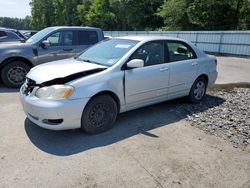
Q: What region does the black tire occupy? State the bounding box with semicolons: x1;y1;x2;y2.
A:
188;77;207;103
81;95;118;134
1;61;30;88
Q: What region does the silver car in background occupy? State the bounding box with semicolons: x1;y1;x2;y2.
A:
20;36;218;134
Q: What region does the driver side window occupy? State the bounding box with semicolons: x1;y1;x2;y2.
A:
130;41;164;67
46;31;73;46
47;32;61;46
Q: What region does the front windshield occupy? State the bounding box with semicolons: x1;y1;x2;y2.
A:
77;39;139;66
26;27;54;43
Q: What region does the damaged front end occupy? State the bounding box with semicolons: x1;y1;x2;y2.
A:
21;68;106;96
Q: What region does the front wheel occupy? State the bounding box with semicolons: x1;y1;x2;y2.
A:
188;77;207;103
81;95;118;134
1;61;30;88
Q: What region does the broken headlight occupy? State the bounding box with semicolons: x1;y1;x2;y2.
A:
35;85;74;100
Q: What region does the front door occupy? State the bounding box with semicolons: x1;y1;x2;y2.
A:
38;31;76;64
125;41;170;110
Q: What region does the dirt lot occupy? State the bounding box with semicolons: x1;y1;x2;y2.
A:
0;56;250;188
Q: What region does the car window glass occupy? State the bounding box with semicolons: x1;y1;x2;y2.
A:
78;31;98;45
8;32;20;39
62;31;73;45
47;32;61;46
131;41;164;67
167;41;196;62
77;39;138;66
0;31;7;38
26;27;54;43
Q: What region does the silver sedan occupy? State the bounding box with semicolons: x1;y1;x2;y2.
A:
20;36;218;133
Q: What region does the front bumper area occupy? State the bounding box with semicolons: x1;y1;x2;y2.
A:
20;92;90;130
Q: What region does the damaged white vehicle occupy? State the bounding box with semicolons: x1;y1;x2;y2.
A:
20;36;217;134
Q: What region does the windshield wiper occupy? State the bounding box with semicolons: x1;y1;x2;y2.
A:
79;59;105;66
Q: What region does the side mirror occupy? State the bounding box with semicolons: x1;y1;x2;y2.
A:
41;40;50;49
127;59;144;69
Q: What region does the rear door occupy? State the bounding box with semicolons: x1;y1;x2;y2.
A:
75;30;99;55
37;30;76;64
166;40;199;99
125;41;170;109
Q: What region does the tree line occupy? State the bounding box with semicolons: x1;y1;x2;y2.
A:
1;0;250;31
0;17;31;30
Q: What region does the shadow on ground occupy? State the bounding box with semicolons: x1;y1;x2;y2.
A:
0;83;19;93
25;95;225;156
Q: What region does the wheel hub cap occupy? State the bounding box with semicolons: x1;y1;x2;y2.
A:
194;81;205;100
7;67;27;85
89;103;111;127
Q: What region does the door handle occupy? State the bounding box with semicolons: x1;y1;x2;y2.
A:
192;62;198;66
160;67;169;72
63;48;73;51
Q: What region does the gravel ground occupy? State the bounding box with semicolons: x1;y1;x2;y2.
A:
175;88;250;149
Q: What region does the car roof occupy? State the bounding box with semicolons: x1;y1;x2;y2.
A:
47;26;102;31
116;35;185;42
0;27;18;32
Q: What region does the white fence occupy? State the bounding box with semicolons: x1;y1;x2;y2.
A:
104;31;250;56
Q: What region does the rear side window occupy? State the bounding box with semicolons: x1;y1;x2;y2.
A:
167;41;196;62
62;31;73;45
78;31;98;45
0;31;7;38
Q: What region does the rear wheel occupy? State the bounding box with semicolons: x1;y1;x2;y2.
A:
188;77;207;103
1;61;30;88
81;95;118;134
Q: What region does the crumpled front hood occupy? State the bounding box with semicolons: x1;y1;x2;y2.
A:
27;58;107;84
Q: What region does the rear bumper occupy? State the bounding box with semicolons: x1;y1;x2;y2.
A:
20;91;90;130
208;70;218;86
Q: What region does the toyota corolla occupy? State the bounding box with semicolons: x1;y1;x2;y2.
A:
20;36;217;134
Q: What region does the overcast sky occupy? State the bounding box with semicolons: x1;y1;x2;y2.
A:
0;0;31;18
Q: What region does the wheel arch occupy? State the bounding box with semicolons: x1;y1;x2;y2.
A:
0;56;34;71
196;74;209;85
89;90;121;113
